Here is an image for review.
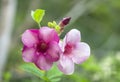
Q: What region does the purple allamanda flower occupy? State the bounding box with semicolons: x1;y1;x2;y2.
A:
21;27;61;70
57;29;90;75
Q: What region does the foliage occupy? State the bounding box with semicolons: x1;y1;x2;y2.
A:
31;9;45;27
20;63;63;82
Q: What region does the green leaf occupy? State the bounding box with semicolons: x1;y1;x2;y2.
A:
20;64;62;82
68;74;89;82
31;9;45;26
46;65;63;82
81;55;101;72
3;72;12;82
51;78;61;82
20;63;45;79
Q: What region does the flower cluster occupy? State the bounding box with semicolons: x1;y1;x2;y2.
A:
21;17;90;75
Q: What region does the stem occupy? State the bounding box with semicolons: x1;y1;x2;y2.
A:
38;23;41;28
42;71;50;82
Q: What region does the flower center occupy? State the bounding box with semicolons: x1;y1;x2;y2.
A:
37;42;48;53
64;44;73;55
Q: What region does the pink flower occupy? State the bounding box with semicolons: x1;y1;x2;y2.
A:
57;29;90;75
22;27;61;70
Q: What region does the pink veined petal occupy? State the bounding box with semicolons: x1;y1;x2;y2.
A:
65;29;81;45
22;46;36;62
46;41;61;62
72;42;90;64
35;54;53;70
39;27;59;43
22;29;39;47
57;55;74;75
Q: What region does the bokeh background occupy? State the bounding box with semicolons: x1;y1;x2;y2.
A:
0;0;120;82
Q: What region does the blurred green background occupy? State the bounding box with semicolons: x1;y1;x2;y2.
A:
0;0;120;82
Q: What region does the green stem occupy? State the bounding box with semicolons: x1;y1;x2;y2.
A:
38;23;41;28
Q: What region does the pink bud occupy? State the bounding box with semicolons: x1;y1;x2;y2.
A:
59;17;71;32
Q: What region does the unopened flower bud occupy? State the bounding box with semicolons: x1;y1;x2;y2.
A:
59;17;71;32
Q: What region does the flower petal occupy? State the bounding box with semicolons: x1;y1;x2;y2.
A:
35;54;53;70
59;40;65;52
22;46;36;62
57;55;74;75
46;41;61;62
72;42;90;64
22;29;39;47
66;29;81;45
39;27;59;43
